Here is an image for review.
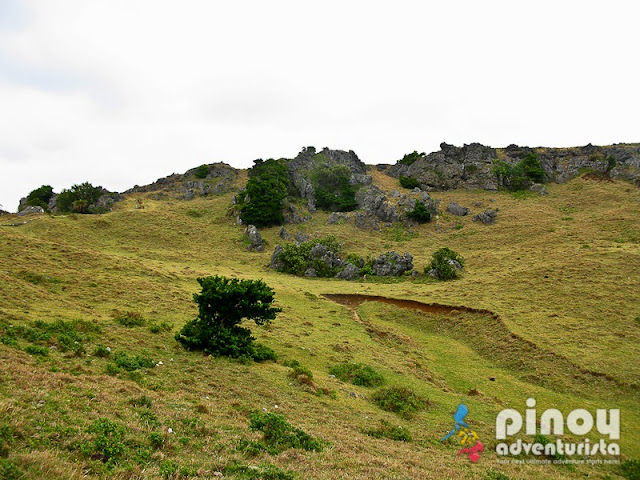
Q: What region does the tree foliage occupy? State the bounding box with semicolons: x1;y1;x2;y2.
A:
175;276;280;361
406;201;431;223
240;158;289;227
24;185;54;210
399;176;420;189
492;153;545;191
398;151;424;166
56;182;104;213
311;164;357;212
428;247;465;280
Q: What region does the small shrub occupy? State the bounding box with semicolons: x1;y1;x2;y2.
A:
0;459;23;480
371;386;429;419
149;321;172;334
493;153;545;191
105;363;120;376
365;420;411;442
329;363;385;387
24;345;49;356
311;163;357;212
85;418;127;465
56;182;105;214
621;460;640;480
159;460;179;479
194;164;209;179
484;469;513;480
0;424;13;457
428;247;465;281
185;209;203;218
276;236;343;277
129;395;152;409
251;343;278;363
247;412;323;453
398;151;424;166
93;345;111;358
399;176;420;189
148;432;164;450
406;201;431;223
113;311;145;328
224;462;295;480
113;352;155;371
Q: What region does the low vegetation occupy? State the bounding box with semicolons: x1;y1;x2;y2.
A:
311;163;357;212
56;182;106;214
371;386;429;419
406;200;431;223
328;362;385;387
238;412;323;455
175;276;279;362
492;153;545;191
399;176;420;189
397;151;424;166
427;247;465;280
364;420;411;442
23;184;54;211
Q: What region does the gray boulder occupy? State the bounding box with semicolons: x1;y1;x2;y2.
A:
270;245;285;270
447;202;470;216
245;225;264;252
473;209;498;225
372;252;414;276
278;226;291;240
294;231;311;244
529;183;548;196
328;212;350;225
354;212;379;230
17;206;44;216
336;263;360;280
304;268;317;277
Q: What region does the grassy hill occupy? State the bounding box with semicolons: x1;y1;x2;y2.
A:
0;170;638;479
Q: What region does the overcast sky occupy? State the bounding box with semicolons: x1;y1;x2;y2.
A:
1;1;639;211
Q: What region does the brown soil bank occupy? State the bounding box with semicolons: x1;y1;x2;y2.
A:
323;294;638;398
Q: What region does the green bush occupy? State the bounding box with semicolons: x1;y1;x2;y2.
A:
85;418;127;466
240;158;289;227
93;345;111;358
247;412;323;453
276;236;343;277
371;386;429;419
24;345;49;356
175;276;280;361
311;164;357;212
364;420;411;442
224;462;295;480
0;424;13;458
399;176;420;189
398;151;424;166
406;201;431;223
492;153;545;191
329;363;384;387
621;460;640;479
428;247;465;280
0;459;23;480
194;164;209;179
113;352;155;371
56;182;105;214
148;432;164;450
113;310;145;328
24;185;54;211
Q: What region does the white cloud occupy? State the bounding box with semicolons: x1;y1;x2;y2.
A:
1;0;639;211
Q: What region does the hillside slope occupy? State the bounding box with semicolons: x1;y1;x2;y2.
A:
0;172;638;479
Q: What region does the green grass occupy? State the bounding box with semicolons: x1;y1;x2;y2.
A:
0;174;638;478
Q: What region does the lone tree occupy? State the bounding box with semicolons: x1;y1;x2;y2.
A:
175;275;280;361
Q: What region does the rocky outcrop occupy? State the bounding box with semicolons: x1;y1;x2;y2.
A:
17;206;44;216
270;245;285;270
244;225;264;252
447;202;470;216
372;252;413;276
388;142;640;191
473;209;498;225
389;142;498;191
287;147;372;212
126;162;238;199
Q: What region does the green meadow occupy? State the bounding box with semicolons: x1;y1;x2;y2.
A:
0;170;638;479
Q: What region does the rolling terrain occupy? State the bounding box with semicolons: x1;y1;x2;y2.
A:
0;168;639;479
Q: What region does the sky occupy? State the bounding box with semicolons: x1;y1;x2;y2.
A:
1;1;639;212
